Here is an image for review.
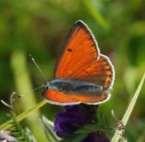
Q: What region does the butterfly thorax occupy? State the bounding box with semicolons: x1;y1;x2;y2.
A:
45;79;103;94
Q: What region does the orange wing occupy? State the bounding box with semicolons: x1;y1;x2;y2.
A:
44;89;110;105
55;20;100;79
74;54;114;90
44;20;115;105
55;20;114;90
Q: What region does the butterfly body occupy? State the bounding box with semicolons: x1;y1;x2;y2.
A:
46;79;103;94
43;20;115;105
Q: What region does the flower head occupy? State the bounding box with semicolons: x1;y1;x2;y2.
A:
81;131;110;142
54;105;97;137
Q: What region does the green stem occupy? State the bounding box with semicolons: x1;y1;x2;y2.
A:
10;50;52;142
0;100;47;130
111;72;145;142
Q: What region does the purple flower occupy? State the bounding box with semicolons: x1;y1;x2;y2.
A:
81;131;110;142
54;105;97;137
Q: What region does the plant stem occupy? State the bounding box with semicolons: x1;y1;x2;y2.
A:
0;99;47;130
111;72;145;142
10;50;50;142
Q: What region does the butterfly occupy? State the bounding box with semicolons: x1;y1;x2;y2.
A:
43;20;115;106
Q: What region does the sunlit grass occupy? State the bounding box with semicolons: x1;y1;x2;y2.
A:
10;49;49;142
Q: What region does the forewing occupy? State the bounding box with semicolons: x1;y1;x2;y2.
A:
55;20;100;79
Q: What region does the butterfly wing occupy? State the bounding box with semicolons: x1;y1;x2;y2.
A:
55;20;114;90
44;89;110;105
75;54;115;90
44;20;115;105
44;54;114;105
55;20;100;79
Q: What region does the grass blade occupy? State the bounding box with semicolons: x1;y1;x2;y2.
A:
0;100;48;130
111;72;145;142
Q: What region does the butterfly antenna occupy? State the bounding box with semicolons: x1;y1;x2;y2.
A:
29;54;47;82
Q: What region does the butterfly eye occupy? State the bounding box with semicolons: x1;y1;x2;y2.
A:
44;82;50;90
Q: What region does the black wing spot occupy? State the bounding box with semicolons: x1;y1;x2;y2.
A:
67;48;72;52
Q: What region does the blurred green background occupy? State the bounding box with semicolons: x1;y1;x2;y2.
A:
0;0;145;141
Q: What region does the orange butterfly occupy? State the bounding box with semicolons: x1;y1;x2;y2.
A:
43;20;115;105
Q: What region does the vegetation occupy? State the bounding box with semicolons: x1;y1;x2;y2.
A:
0;0;145;141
